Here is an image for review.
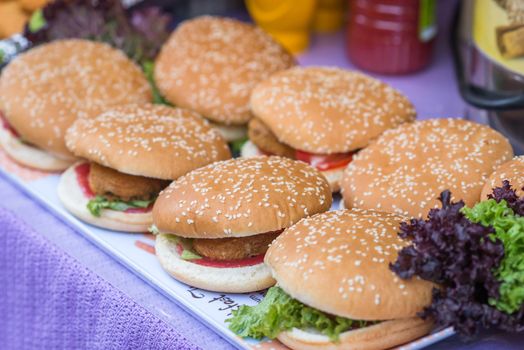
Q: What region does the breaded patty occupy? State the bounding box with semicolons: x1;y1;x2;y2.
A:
248;118;295;158
88;162;170;201
192;230;282;260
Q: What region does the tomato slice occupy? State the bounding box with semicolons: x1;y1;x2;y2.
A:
176;243;265;268
75;163;95;198
295;150;355;171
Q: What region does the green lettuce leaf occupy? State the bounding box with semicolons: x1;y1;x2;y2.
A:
462;199;524;313
142;61;171;106
149;224;160;235
229;137;248;156
180;249;202;260
87;195;154;217
29;10;46;33
157;233;202;261
226;286;372;341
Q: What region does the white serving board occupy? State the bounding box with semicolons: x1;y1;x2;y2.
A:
0;150;454;350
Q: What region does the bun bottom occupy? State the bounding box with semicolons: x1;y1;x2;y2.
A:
241;140;342;192
57;163;153;232
278;317;433;350
210;122;247;142
155;233;275;293
0;127;74;171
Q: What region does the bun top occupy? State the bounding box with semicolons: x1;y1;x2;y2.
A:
153;156;332;238
0;39;151;158
154;16;296;126
341;118;514;218
66;104;231;180
266;209;433;320
481;156;524;199
250;66;416;153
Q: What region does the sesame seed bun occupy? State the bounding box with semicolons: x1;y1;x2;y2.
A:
65;104;231;180
0;126;73;171
0;39;151;166
481;156;524;199
154;16;296;126
250;67;416;154
277;316;433;350
240;140;343;192
155;234;274;293
153;156;332;238
265;209;434;321
341;119;514;218
58;163;152;232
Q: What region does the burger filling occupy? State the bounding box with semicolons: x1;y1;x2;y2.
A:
152;228;282;267
248;118;356;171
192;231;281;260
227;286;378;341
76;162;170;217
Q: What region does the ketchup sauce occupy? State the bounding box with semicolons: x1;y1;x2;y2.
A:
74;163;153;214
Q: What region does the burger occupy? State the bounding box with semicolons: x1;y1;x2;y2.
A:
152;156;332;293
228;209;434;350
341;118;514;218
481;155;524;199
58;104;231;232
242;66;416;191
154;16;296;143
0;39;152;171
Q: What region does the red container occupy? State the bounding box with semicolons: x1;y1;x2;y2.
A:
347;0;437;75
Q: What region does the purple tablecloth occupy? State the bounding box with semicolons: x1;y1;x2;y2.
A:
1;1;523;349
0;208;195;349
0;177;232;350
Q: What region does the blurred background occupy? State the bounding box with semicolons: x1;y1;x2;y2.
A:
0;0;523;154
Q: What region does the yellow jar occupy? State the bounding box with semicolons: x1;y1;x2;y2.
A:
246;0;317;53
313;0;346;33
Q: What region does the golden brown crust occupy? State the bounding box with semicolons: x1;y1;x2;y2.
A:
88;162;170;201
0;40;151;158
266;209;434;320
341;119;514;218
277;317;433;350
248;118;296;158
155;233;275;293
192;230;281;260
58;163;153;232
481;156;524;199
250;66;416;153
66;104;231;180
154;16;296;125
153;156;332;238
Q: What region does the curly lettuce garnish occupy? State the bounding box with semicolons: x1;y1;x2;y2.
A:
227;286;373;341
391;184;524;337
142;61;171;105
87;195;154;217
24;0;171;65
463;199;524;314
488;180;524;216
